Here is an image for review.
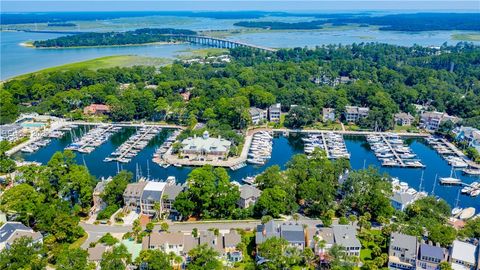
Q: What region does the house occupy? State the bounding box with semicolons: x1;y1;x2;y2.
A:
390;179;426;211
315;227;335;259
256;221;307;250
90;177;112;215
249;107;268;125
0;222;43;251
322;108;336;122
180;91;191;102
224;231;243;262
0;124;23;142
123;181;148;212
394;112;415;126
388;232;418;270
332;225;361;257
237;185;262;208
417;242;447;270
142;232;185;256
268;103;281;122
420;111;460;131
450;240;478;270
88;244;109;268
181;131;231;160
453;126;480;153
83;104;111;115
199;230;224;254
123;177;183;217
344;106;369;123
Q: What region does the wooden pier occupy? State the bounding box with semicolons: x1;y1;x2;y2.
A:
320;132;330;158
77;124;115;151
380;134;405;167
113;126;157;162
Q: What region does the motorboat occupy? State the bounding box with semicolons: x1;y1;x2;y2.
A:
452;207;463;216
459;207;476;220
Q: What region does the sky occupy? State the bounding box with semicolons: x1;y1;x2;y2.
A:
2;0;479;12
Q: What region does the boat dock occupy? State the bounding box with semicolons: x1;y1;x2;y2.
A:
66;124;120;154
107;126;160;163
302;132;350;159
367;133;424;168
246;131;273;165
427;136;479;171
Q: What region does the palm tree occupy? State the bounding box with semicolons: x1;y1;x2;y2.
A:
153;201;161;221
292;213;300;223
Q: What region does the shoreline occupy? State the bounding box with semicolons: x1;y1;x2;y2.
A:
20;40;186;49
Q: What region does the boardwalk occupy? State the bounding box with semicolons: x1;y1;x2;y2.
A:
380;134;405;167
272;128;430;137
113;126;157;162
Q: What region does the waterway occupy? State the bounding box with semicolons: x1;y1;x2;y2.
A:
14;126;480;212
2;14;479;79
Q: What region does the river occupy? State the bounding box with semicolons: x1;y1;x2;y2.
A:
2;14;479;80
14;126;480;212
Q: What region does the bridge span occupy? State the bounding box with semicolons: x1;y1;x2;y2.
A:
166;34;277;53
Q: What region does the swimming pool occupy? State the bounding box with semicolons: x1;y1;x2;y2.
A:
21;122;46;128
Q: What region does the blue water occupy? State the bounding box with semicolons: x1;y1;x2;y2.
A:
14;126;479;211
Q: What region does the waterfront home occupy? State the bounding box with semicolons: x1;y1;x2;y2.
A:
83;104;111;115
0;222;43;251
322;108;336;122
180;131;231;160
223;231;243;263
249;107;268;125
450;240;478;270
390;179;426;211
90;177;112;216
417;242;447;270
237;185;262;208
420;111;460;131
0;124;24;142
315;227;335;260
268;103;281;122
332;225;361;257
344;106;369;123
256;220;280;245
123;181;148;212
394;112;415;126
453;126;480;152
388;232;418;270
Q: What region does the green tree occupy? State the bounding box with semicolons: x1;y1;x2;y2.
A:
135;249;172;270
186;244;222;270
0;236;46;270
255;186;289;218
0;90;19;124
100;244;132;270
102;170;132;207
55;247;92;270
0;183;43;226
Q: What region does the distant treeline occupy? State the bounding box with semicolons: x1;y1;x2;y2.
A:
32;28;197;48
1;11;274;24
47;22;77;27
235;13;480;31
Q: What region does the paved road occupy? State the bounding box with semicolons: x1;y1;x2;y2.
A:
80;217;323;249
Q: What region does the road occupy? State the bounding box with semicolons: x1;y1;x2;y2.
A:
80;217;323;249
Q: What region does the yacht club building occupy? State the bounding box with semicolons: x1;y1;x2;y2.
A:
180;131;231;160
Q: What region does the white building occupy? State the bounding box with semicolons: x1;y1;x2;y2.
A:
268;103;281;122
332;225;361;257
420;111;460;131
249;107;267;125
0;222;43;251
322;108;336;122
181;131;232;159
394;112;415;126
344;106;369;123
0;124;24;142
450;240;478;270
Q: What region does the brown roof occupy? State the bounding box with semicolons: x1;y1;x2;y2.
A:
199;231;223;253
88;245;108;261
7;231;43;245
183;235;199;253
224;231;241;248
123;182;147;198
142;232;185;249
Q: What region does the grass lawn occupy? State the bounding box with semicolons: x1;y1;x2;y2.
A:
360;248;373;261
452;33;480;41
391;125;419;133
178;48;228;58
69;234;88;249
308;121;343;130
11;55;170;80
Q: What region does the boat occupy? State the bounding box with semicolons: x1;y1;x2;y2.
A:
461;186;473;193
21;146;35;153
247;158;265;165
463;169;480;175
173;163;182;167
440;167;462;185
452;207;463;216
400;153;416;159
470;189;480;197
242;176;256;185
459;207;476;220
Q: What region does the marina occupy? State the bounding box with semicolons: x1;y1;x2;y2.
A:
153;129;181;168
246;131;273;165
65;124;121;154
427;136;478;171
105;126;161;163
367;134;424;168
302;132;350;159
12;126;480;213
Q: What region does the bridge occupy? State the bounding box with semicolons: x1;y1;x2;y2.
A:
165;34;278;53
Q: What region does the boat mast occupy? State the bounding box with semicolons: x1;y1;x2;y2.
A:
147;160;150;180
419;170;424;192
455;189;460;208
432;174;438;195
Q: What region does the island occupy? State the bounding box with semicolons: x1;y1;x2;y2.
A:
31;28;197;48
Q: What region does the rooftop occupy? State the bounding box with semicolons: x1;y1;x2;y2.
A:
419;243;444;261
0;222;33;243
181;131;231;154
332;225;360;248
451;240;477;264
239;185;262;199
389;232;417;260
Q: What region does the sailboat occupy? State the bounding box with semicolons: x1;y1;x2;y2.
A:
440;167;462;185
451;190;462;216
